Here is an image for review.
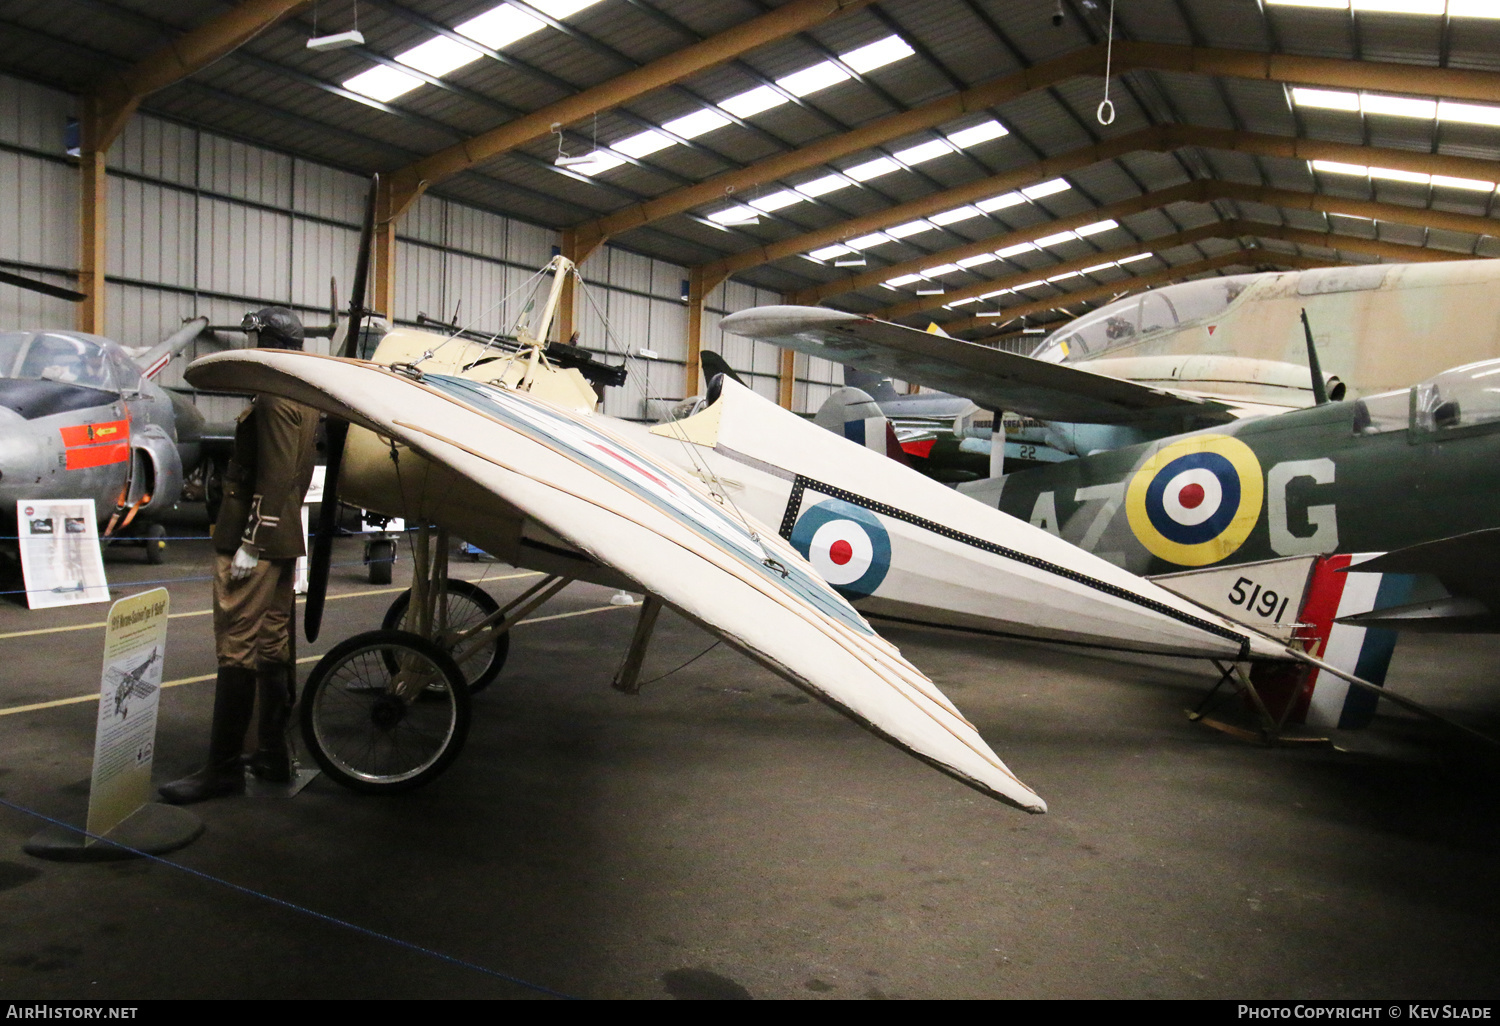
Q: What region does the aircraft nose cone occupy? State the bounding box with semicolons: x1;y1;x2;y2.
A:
0;406;51;507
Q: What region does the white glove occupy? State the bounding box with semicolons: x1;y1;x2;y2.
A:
230;543;260;581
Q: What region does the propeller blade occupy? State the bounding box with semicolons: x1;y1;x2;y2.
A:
305;175;379;641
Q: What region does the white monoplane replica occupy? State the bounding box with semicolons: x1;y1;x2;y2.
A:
185;198;1375;814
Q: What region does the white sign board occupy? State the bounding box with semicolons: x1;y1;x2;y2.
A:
87;587;169;843
16;499;110;610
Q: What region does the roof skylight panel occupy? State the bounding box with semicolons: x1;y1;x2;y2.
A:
930;206;985;226
894;139;954;165
1116;252;1153;264
841;35;916;73
1270;0;1499;15
886;220;937;239
778;61;851;97
924;263;963;276
344;0;607;102
1311;159;1497;190
885;273;925;287
708;205;761;225
996;242;1039;258
1076;219;1120;236
847;232;892;249
795;174;850;198
976;192;1027;213
719;84;787;118
1036;230;1081;247
957;253;1000;269
613;130;675;158
812;245;855;260
1080;262;1117;274
1021;179;1071;200
663;109;734;139
845;156;902;181
749;190;803;212
1295;88;1500;126
947;121;1009;148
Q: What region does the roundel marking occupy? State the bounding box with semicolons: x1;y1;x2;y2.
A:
1125;434;1264;567
789;498;891;598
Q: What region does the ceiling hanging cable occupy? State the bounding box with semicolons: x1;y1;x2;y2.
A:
1097;0;1118;126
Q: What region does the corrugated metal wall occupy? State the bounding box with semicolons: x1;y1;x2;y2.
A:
0;71;833;420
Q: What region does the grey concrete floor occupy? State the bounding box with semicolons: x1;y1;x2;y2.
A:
0;528;1497;999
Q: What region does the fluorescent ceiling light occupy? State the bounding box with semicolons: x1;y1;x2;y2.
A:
663;109;732;139
841;35;915;73
613;130;674;158
749;190;801;212
947;121;1008;148
1021;178;1070;200
957;253;1000;269
307;29;365;51
895;139;953;165
344;65;425;102
915;288;945;295
996;242;1038;258
812;245;855;261
977;191;1026;213
930;206;984;227
796;174;849;198
396;36;480;77
887;220;936;239
845;156;901;181
833;257;867;267
1076;219;1120;236
885;273;924;287
1036;230;1080;247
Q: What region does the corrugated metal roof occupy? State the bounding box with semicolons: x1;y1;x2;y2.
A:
4;0;1499;336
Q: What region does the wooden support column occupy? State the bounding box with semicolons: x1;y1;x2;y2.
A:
76;103;109;335
557;229;604;345
778;347;796;411
685;268;722;398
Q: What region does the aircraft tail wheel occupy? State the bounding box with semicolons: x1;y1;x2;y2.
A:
299;629;471;793
145;523;166;565
381;578;508;693
368;538;394;585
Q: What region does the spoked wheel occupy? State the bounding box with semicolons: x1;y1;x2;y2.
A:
299;629;471;793
381;578;509;693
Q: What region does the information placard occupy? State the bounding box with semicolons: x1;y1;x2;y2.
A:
86;587;170;844
16;499;110;610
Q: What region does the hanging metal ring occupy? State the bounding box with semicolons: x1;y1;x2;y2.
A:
1096;99;1116;126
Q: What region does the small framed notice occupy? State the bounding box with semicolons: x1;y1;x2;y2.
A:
16;499;110;610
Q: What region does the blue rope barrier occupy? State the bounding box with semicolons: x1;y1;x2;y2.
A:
0;795;576;999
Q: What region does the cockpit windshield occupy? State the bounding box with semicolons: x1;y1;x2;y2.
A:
1413;358;1500;433
0;332;113;390
1031;274;1259;363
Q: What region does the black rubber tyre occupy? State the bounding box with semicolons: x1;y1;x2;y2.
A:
381;578;508;694
144;523;166;565
299;629;471;793
368;538;394;585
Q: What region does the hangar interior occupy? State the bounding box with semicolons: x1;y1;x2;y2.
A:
1;0;1500;1002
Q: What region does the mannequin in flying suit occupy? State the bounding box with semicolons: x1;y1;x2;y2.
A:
160;307;319;804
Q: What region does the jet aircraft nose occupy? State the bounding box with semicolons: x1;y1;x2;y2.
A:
0;405;54;510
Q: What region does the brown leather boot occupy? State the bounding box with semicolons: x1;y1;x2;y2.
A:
159;666;255;804
249;664;293;783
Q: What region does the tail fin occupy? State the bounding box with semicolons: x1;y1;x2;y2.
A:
700;350;749;389
841;366;901;402
814;386;911;466
136;316;209;380
925;321;952;338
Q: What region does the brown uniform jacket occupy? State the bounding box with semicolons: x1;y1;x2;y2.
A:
213;395;319;559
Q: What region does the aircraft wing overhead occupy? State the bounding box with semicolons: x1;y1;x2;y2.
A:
185;350;1045;813
721;305;1237;425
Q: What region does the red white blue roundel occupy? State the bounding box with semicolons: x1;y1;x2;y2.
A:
1125;434;1265;567
789;498;891;599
